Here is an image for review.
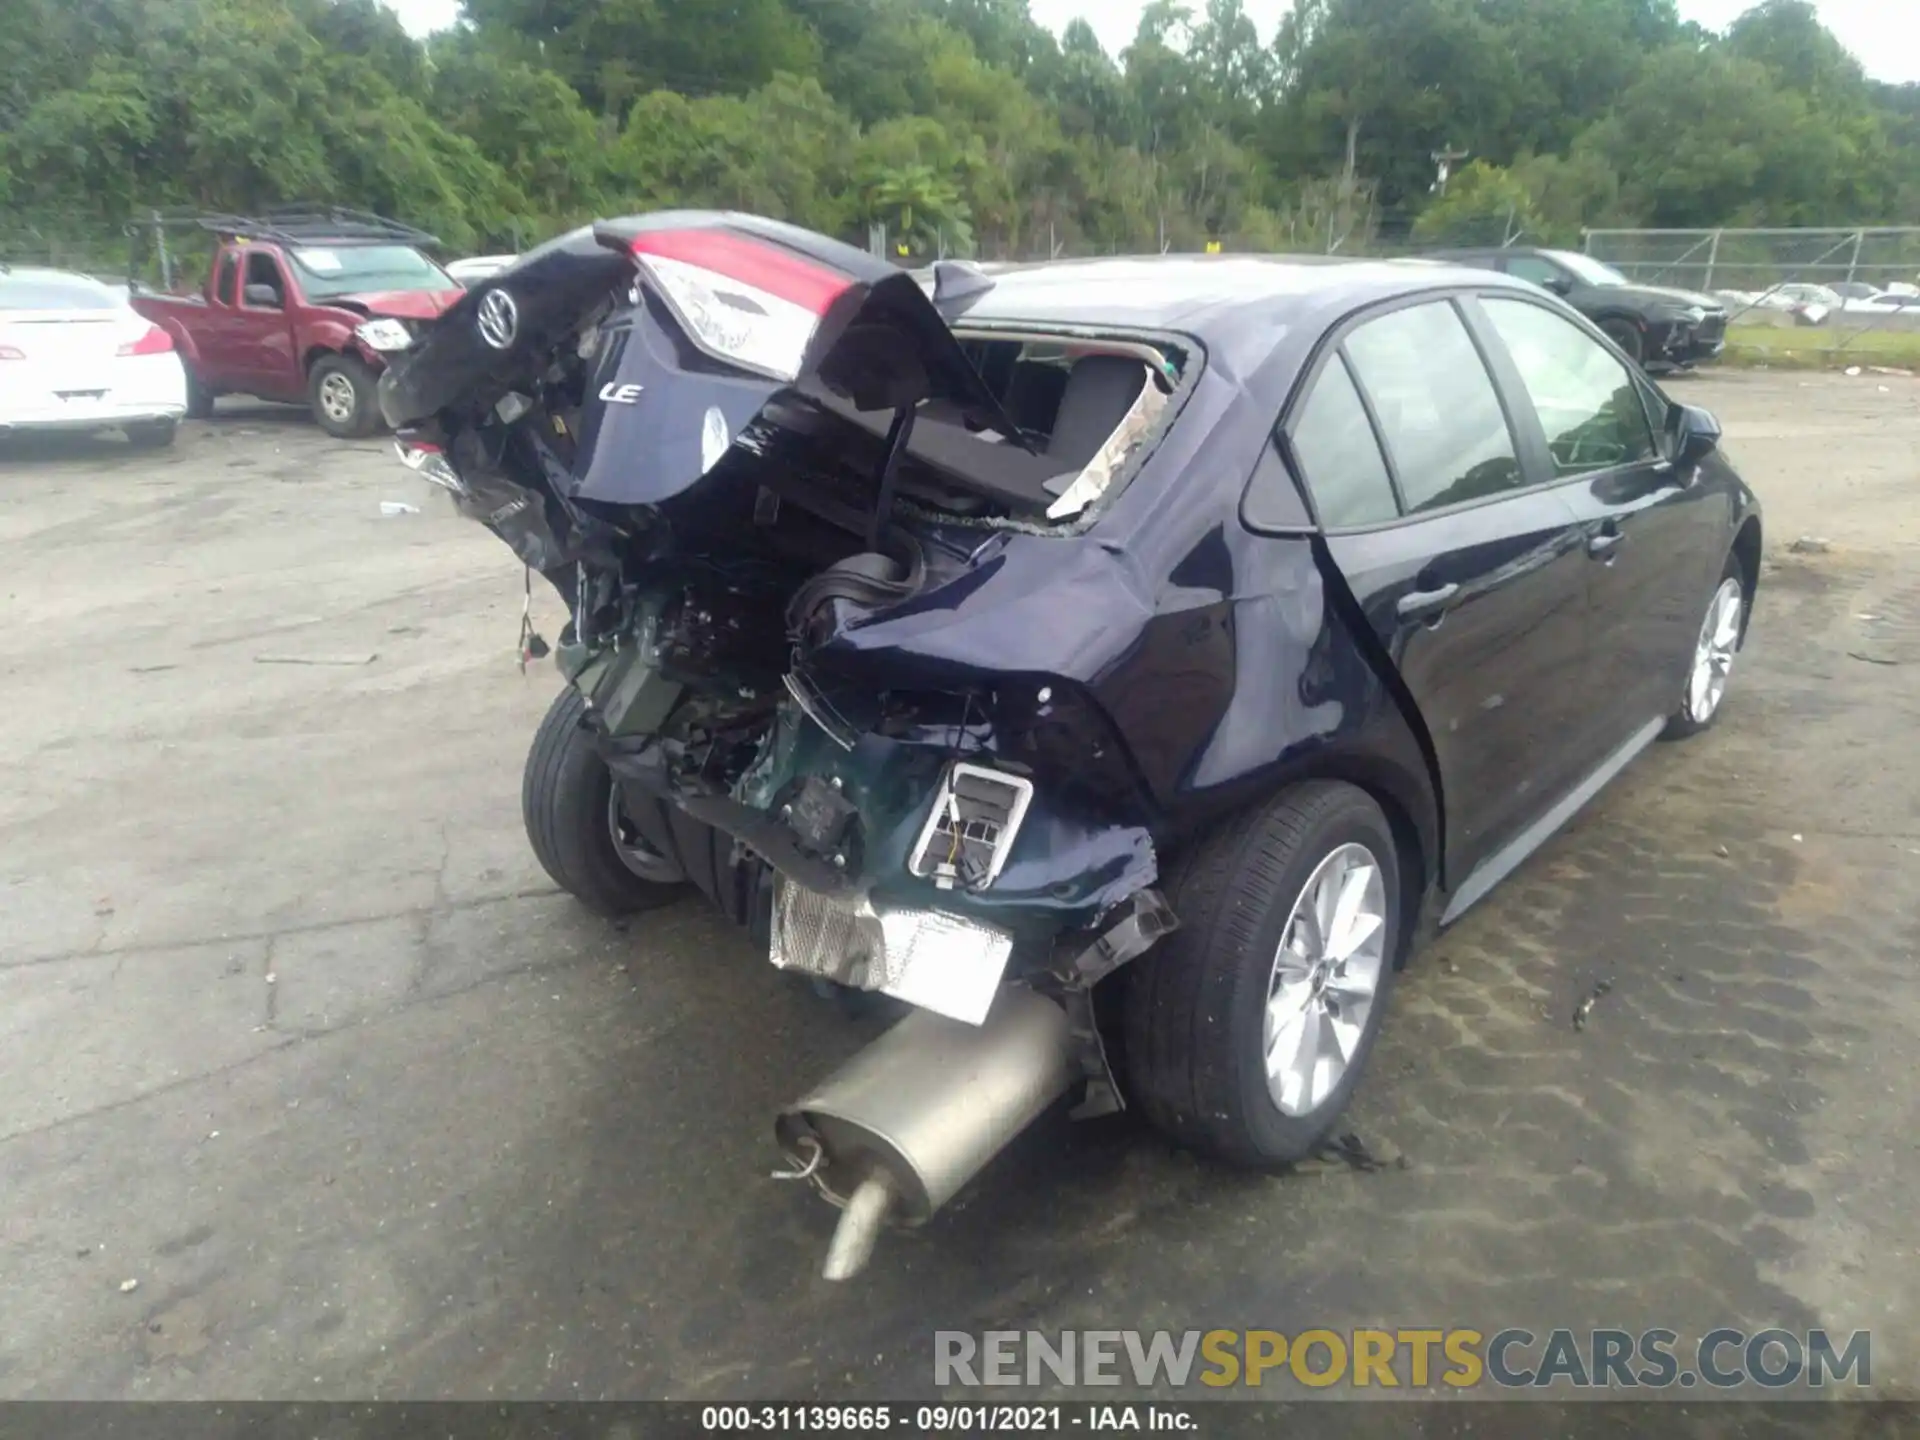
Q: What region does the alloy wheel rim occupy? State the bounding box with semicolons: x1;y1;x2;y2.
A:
1687;578;1743;724
606;787;682;883
1263;843;1387;1117
318;373;356;424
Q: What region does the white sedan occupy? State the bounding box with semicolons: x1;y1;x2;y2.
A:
0;267;188;447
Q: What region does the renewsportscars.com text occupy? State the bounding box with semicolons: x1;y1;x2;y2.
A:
934;1328;1871;1391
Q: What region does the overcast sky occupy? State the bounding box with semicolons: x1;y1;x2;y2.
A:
384;0;1919;84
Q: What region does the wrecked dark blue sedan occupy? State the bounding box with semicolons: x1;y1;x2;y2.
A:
378;215;1763;1279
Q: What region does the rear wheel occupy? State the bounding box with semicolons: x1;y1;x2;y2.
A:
1124;781;1402;1170
522;687;686;917
124;419;177;449
1600;318;1644;365
308;353;380;439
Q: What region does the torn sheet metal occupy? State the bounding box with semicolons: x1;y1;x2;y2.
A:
770;879;1015;1026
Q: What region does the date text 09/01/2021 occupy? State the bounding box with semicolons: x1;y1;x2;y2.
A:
699;1405;1196;1432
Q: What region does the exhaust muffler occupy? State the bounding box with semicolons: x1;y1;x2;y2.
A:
775;986;1074;1280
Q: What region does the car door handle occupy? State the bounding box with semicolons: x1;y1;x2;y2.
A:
1397;583;1460;623
1588;531;1625;560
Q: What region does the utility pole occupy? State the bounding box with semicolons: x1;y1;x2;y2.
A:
1430;146;1469;196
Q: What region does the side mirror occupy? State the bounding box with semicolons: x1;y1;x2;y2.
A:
1544;275;1574;297
1668;402;1721;466
243;283;282;308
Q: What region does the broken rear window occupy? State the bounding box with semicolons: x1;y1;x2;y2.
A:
799;332;1184;526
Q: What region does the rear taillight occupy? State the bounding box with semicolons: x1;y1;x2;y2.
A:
628;230;853;382
0;344;23;361
118;325;174;357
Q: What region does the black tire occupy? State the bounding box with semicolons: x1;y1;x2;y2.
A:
308;353;381;439
1600;317;1644;365
183;367;216;420
124;419;177;449
522;687;686;917
1124;780;1402;1170
1663;555;1747;740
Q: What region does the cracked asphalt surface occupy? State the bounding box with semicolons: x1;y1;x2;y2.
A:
2;372;1917;1409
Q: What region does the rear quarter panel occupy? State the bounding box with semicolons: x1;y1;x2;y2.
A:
130;294;209;372
816;351;1442;889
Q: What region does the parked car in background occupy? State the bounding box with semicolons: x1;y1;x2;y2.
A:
0;265;186;446
130;209;466;438
1833;284;1920;315
1719;283;1843;324
446;254;518;287
1426;247;1729;371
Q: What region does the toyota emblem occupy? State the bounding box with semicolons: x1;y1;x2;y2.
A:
477;288;519;350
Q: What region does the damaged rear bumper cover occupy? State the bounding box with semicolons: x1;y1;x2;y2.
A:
604;713;1162;1026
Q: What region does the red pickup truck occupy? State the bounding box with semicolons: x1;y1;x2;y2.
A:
131;211;467;438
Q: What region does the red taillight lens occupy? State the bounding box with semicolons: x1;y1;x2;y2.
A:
628;231;852;315
627;230;853;381
118;324;174;357
0;344;24;360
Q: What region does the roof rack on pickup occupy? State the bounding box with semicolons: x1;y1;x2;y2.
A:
133;206;441;249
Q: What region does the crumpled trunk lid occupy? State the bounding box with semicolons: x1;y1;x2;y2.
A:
381;213;1031;521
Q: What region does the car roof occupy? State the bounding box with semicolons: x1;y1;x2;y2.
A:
1;265;109;284
944;253;1541;338
279;237;418;248
0;267;124;297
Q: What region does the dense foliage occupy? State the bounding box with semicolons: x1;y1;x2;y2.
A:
0;0;1913;263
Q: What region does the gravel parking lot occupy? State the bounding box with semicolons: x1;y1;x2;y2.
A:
2;371;1917;1405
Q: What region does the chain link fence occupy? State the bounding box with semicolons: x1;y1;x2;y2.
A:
0;213;137;281
1582;227;1920;361
20;201;1917;369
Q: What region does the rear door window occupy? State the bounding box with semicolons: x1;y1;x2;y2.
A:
1343;301;1524;515
1480;298;1658;476
1282;354;1398;528
215;252;240;305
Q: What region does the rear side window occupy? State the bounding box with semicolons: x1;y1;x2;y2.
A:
1284;355;1398;528
1344;302;1522;515
1481;298;1657;476
215;252;240;305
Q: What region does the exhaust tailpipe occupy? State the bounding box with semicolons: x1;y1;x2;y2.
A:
776;987;1074;1281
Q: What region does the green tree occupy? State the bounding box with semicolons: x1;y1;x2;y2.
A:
1579;46;1857;226
862;159;972;256
618;74;858;235
461;0;821;116
1267;0;1512;210
427;31;610;236
0;0;1913;275
1725;0;1868;106
1411;160;1541;244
